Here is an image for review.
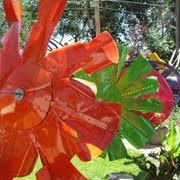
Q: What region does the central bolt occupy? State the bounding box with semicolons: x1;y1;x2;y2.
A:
12;88;25;102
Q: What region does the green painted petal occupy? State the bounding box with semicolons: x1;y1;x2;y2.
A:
123;98;162;113
95;83;107;99
74;70;93;82
100;149;107;159
91;66;115;99
119;109;155;149
117;55;153;91
107;134;127;161
115;44;128;82
92;66;114;84
103;85;120;102
119;76;159;99
75;67;115;100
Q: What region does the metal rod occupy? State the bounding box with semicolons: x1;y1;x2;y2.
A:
94;0;101;36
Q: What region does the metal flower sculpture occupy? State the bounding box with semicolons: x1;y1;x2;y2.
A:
0;0;121;179
75;45;174;154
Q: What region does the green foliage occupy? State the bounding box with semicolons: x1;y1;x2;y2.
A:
169;105;180;121
0;0;176;59
134;121;180;180
147;0;176;60
164;121;180;158
54;1;91;43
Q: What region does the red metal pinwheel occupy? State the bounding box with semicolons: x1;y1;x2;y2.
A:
0;0;121;179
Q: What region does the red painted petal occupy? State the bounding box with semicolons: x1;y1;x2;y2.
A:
0;131;37;179
46;42;86;77
83;31;119;74
46;31;119;77
59;120;104;161
3;0;22;22
22;0;67;64
33;113;87;179
52;76;96;100
0;23;21;81
52;78;121;152
36;166;51;180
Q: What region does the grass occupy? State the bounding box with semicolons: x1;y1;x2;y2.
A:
14;150;142;180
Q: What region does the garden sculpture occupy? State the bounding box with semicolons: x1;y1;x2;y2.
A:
0;0;174;179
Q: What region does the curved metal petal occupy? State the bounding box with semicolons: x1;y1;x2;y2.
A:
46;42;86;77
83;31;119;74
0;23;21;82
52;78;121;154
22;0;67;64
3;0;22;22
0;131;37;179
33;113;87;180
46;31;119;77
141;70;174;125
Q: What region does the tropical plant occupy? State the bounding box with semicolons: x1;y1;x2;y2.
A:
134;121;180;180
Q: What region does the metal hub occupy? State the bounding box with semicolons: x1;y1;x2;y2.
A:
12;88;25;102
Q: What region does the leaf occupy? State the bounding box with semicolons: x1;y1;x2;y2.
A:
166;121;176;149
119;76;159;99
106;134;127;161
119;109;155;149
117;55;153;91
165;121;180;157
123;98;162;113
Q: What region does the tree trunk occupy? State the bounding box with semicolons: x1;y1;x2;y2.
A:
86;0;95;38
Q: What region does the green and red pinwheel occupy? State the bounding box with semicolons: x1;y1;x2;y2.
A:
75;44;174;159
